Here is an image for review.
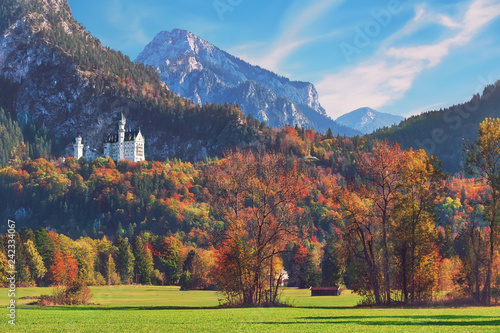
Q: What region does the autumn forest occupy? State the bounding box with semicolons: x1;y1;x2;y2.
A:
1;114;500;307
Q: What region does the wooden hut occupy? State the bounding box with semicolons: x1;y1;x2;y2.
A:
309;286;341;296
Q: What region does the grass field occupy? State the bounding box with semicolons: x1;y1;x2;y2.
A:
1;286;499;332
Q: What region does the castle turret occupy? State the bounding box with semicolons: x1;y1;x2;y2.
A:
118;113;126;160
73;136;83;159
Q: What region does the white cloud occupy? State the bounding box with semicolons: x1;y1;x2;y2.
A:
318;0;500;118
231;0;343;73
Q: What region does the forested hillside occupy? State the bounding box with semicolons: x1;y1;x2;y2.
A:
372;81;500;173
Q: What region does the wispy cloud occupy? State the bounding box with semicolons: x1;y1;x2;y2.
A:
317;0;500;118
232;0;343;74
105;0;153;54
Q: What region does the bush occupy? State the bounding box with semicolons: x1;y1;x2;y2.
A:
94;272;106;286
37;279;93;305
179;271;191;290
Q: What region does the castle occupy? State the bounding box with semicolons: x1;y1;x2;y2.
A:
73;114;145;162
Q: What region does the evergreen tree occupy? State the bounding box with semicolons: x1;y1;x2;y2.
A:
321;238;344;287
115;236;135;283
132;236;153;284
326;128;334;139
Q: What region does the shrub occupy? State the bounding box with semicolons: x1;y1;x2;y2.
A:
179;271;191;290
37;279;93;305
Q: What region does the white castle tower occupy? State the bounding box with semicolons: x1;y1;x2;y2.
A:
118;113;126;160
73;136;83;159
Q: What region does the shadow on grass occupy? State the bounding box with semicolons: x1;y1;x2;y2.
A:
298;315;498;320
251;315;500;327
19;305;220;311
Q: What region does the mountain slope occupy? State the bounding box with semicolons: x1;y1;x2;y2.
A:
371;81;500;173
0;0;255;161
136;29;360;136
336;107;404;134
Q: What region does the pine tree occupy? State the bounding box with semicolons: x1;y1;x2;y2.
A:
132;236;153;284
326;128;334;139
115;236;135;283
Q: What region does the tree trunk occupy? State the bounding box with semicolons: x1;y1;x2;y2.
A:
401;246;408;303
382;206;391;304
482;195;497;305
367;239;382;305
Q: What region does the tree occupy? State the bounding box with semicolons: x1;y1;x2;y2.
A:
132;236;154;285
205;151;305;305
48;249;79;285
290;246;320;288
35;229;55;270
465;118;500;304
392;149;444;302
335;186;383;304
326;128;334;139
72;237;98;284
182;248;215;290
24;239;47;283
104;253;119;285
156;236;183;284
337;144;444;305
115;236;135;284
358;142;405;304
321;236;345;287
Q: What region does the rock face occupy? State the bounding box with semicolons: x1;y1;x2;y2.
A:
136;29;359;136
335;107;404;134
0;0;250;161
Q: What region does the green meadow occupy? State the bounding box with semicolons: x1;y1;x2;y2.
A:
1;286;499;332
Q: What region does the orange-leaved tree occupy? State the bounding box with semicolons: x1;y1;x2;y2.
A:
205;151;306;305
465;118;500;304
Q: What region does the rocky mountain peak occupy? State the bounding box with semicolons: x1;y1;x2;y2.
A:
39;0;72;15
137;30;358;135
336;107;404;134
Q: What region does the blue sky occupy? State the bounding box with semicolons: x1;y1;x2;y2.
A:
67;0;500;119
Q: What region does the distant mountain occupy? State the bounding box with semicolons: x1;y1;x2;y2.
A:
0;0;257;162
335;107;404;134
136;29;360;136
371;81;500;173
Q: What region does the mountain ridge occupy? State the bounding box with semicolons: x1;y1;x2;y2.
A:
336;107;404;134
136;29;360;136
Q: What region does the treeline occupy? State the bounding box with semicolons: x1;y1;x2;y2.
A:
0;226;327;292
0;228;212;288
372;81;500;173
